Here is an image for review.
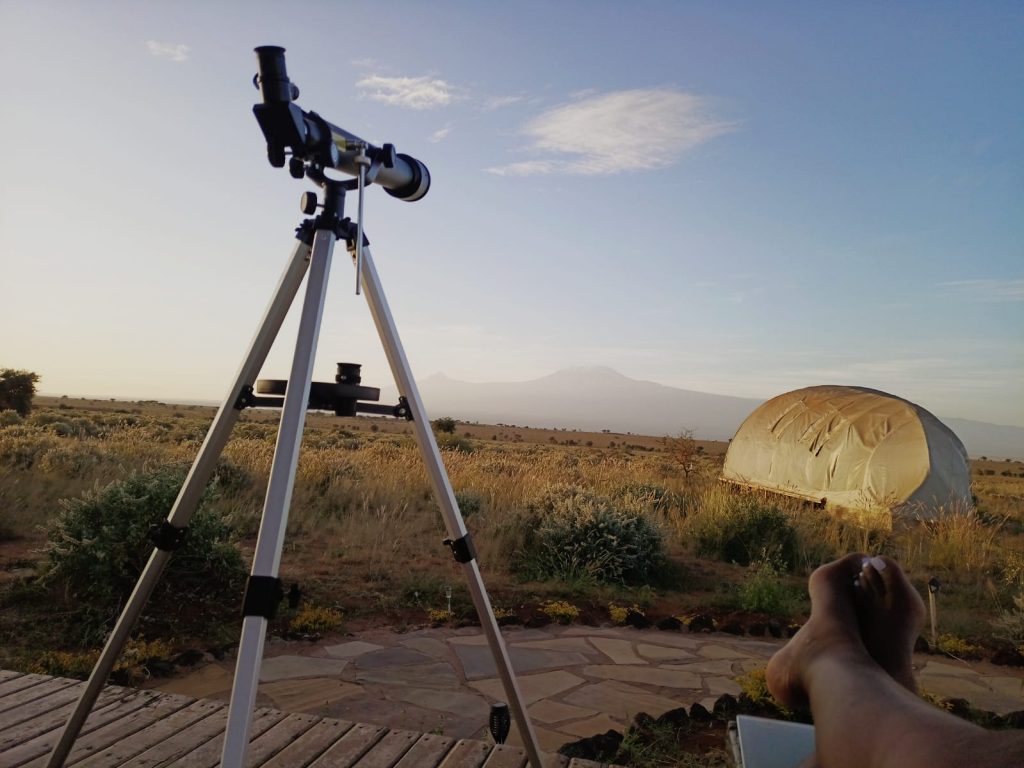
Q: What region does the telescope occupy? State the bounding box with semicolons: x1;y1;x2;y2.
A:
253;45;430;202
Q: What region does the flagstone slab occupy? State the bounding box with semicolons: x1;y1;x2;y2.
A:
984;676;1024;701
528;699;599;724
470;670;586;704
561;713;625;737
705;676;742;697
396;686;491;719
697;644;755;660
636;643;697;661
512;637;600;654
453;643;589;680
561;627;634;638
616;632;704;650
155;663;233;698
398;637;451;658
323;640;384;659
506;722;577;753
259;655;349;682
562;680;685;720
589;638;646;665
582;665;703;689
355;661;461;689
354;646;437;669
920;660;989;678
664;659;736;676
259;677;362;712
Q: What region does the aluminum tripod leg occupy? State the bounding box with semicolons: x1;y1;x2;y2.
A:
357;245;545;768
220;228;335;767
45;237;313;768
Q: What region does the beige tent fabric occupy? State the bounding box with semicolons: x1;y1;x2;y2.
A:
721;385;970;517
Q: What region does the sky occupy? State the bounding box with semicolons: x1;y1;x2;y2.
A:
1;1;1022;428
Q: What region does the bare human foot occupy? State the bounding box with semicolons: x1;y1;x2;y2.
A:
765;553;872;711
854;555;926;692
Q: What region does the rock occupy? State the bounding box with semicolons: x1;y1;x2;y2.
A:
689;702;712;722
173;649;204;667
748;622;767;637
786;623;802;638
686;614;715;633
998;710;1024;729
767;620;783;639
656;707;690;729
558;729;623;761
913;636;930;653
625;610;653;629
657;616;683;631
721;622;744;636
713;694;739;718
991;648;1024;667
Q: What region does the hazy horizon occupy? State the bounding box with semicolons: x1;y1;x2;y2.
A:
2;2;1021;428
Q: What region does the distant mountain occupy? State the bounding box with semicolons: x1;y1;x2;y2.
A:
383;367;1023;458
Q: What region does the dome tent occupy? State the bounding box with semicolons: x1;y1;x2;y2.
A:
721;385;970;517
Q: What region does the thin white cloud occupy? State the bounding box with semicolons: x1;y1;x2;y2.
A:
486;88;735;176
938;279;1024;302
429;126;452;143
146;40;189;63
483;94;524;111
356;74;456;110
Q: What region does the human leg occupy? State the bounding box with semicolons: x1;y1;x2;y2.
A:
766;554;1023;768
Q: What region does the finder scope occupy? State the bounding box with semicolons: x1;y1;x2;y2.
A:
253;46;430;202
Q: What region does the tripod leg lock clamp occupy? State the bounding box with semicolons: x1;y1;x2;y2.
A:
234;385;256;411
150;521;188;551
242;576;285;620
443;533;477;564
396;396;414;421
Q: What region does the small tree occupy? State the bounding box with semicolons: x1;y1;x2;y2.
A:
663;428;700;480
431;416;457;434
0;368;40;416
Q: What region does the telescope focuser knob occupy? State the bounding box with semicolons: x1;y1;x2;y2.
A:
300;192;318;214
289;157;305;179
380;143;397;169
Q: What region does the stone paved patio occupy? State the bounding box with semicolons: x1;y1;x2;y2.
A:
150;625;1024;754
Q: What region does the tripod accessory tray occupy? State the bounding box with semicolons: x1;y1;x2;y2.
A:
241;575;285;620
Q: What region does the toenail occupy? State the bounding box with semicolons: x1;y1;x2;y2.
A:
870;556;887;572
861;557;870;569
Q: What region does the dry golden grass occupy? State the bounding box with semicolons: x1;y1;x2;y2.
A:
2;397;1022;648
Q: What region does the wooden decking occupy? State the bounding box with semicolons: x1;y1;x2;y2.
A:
0;670;610;768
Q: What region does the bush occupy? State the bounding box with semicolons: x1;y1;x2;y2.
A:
737;559;796;616
515;485;665;586
693;496;799;569
0;409;23;427
289;605;343;635
40;465;245;644
431;416;457;434
0;369;40;416
436;433;474;453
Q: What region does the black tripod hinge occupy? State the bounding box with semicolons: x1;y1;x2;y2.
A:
150;521;188;551
443;532;477;564
397;396;413;421
234;385;256;411
242;576;285;620
295;220;317;245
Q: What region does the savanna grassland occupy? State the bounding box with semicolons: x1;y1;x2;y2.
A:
1;396;1023;680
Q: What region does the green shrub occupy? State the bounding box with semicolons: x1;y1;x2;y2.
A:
436;433;474;453
515;485;665;586
694;496;799;569
737;559;796;616
454;489;483;517
431;416;457;434
611;481;682;514
40;465;245;644
0;410;23;427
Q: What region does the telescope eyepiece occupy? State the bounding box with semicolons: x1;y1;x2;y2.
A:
255;45;298;103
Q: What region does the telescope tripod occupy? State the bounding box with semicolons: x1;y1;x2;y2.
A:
47;178;545;768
